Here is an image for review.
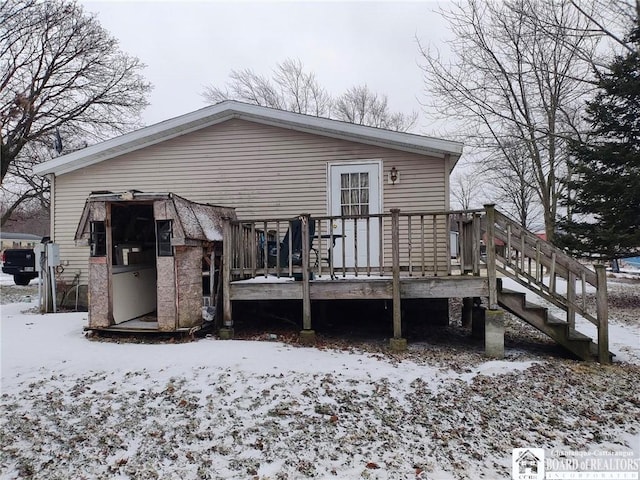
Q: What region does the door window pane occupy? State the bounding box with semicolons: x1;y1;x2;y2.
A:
350;189;360;205
360;172;369;187
341;173;349;189
361;188;369;204
339;171;370;216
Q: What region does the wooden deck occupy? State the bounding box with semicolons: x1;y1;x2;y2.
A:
219;206;611;362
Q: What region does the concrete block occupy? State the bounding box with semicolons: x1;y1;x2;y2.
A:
389;337;408;351
484;309;505;358
218;327;234;340
299;329;316;345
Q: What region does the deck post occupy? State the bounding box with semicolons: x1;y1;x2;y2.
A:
484;309;505;358
220;216;234;339
389;208;406;351
595;264;609;364
484;204;498;309
300;214;315;343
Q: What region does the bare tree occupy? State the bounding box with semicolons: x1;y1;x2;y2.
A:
334;85;418;132
419;0;602;242
450;167;483;210
524;1;638;82
567;0;638;55
274;58;334;117
0;170;49;236
203;58;332;117
0;0;151;225
484;143;541;230
203;58;416;132
1;142;50;226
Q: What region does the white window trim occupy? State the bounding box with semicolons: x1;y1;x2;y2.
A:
326;160;383;216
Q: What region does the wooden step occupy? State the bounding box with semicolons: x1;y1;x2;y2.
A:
497;285;600;362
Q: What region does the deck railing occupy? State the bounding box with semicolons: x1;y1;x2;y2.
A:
221;206;608;362
222;209;485;280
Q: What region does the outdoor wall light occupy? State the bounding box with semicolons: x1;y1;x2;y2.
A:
389;166;399;184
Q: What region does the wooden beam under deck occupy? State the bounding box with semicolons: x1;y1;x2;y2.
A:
229;276;489;302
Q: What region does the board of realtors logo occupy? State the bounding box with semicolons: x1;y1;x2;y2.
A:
512;448;545;480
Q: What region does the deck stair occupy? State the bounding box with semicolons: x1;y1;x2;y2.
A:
486;207;611;363
497;279;604;361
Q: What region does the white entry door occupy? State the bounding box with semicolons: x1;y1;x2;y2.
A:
329;162;381;268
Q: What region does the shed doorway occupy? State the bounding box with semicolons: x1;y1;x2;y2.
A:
110;203;157;324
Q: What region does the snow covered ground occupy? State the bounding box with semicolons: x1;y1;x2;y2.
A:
1;273;639;479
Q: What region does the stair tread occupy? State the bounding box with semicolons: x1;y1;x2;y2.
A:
524;302;546;311
545;312;570;327
568;331;592;342
499;288;525;296
545;318;566;326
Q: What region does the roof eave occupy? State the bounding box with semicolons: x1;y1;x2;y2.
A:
34;101;463;176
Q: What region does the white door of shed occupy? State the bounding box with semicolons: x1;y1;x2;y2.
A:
329;162;381;268
112;267;157;323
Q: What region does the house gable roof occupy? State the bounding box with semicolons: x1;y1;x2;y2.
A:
34;101;464;176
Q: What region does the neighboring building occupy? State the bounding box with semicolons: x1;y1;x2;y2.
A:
0;232;42;251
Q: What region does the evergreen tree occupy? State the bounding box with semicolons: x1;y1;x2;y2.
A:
559;24;640;260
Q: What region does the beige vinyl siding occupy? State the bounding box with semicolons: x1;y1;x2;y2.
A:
53;119;447;283
381;152;448;272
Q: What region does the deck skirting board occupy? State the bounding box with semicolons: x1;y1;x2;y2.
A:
310;279;393;300
229;276;489;301
400;276;488;298
230;282;303;300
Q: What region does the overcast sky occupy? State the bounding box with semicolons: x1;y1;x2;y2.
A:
81;1;452;135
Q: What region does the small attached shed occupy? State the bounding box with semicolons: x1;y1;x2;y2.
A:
74;191;235;332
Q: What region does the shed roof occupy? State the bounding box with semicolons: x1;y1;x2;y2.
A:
74;191;235;245
34;101;464;176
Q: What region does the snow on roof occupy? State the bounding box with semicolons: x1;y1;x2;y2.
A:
34;101;464;176
74;191;235;244
171;194;233;242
